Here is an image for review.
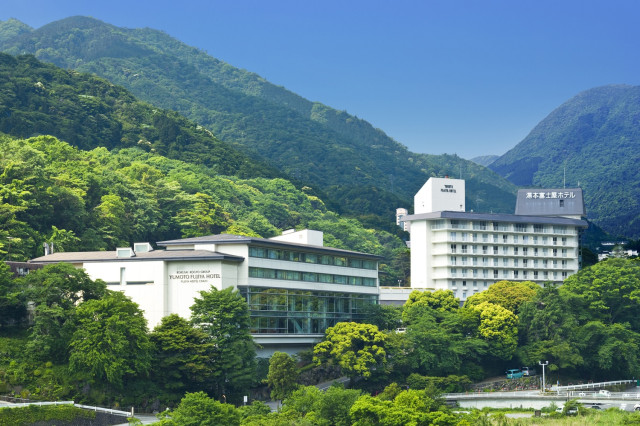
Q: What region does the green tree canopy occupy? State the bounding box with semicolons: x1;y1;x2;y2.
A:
313;322;387;380
267;352;299;401
149;314;215;399
190;287;256;400
68;291;152;388
464;280;539;313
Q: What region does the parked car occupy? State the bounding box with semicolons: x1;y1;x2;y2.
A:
506;369;524;379
598;390;611;397
521;367;536;376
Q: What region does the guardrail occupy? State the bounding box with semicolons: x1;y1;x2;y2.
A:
0;396;131;417
554;379;635;392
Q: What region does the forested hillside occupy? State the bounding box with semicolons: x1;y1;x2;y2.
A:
0;17;518;229
490;85;640;238
0;133;408;283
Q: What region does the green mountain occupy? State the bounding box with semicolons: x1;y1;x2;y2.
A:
469;155;499;167
490;85;640;238
0;16;517;228
0;53;281;180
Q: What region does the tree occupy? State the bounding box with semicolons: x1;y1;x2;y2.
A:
157;391;241;426
313;322;387;380
20;263;106;362
464;280;539;313
402;289;459;325
190;287;257;400
69;291;152;388
562;258;640;328
0;262;25;327
267;352;299;401
173;192;230;238
150;314;215;398
469;301;518;360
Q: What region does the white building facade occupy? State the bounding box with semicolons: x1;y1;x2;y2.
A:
382;177;588;303
30;230;381;354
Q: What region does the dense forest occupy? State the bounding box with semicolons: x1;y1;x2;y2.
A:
490;85;640;239
0;16;518;232
2;259;640;425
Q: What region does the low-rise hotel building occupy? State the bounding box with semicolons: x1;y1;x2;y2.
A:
30;229;381;355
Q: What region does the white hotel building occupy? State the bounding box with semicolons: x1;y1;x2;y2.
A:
30;229;381;354
382;177;588;303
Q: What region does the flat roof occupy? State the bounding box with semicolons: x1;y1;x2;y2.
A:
404;211;588;228
29;249;245;264
157;234;383;260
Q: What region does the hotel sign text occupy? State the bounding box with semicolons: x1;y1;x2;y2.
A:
169;269;221;284
526;191;576;199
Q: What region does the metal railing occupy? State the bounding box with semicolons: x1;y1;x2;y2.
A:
554;379;635;392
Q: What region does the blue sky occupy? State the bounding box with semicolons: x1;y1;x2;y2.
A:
2;0;639;159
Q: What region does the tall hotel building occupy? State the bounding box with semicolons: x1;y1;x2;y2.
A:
384;177;588;303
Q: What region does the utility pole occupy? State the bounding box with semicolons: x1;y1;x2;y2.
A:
539;360;549;393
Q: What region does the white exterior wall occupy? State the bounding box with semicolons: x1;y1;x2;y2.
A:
414;177;465;214
84;260;169;328
409;218;582;301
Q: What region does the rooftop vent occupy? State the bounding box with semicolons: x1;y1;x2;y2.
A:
116;247;135;258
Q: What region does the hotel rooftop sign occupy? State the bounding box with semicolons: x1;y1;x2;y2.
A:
515;188;585;217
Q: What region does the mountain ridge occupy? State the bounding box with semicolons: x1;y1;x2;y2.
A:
0;16;518;230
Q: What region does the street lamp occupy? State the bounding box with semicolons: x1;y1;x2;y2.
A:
539;360;549;393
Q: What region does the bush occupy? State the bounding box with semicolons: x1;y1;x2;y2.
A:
0;404;95;426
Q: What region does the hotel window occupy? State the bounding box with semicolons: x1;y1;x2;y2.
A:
562;237;568;246
493;246;499;255
462;280;467;287
534;259;539;267
523;235;529;244
482;234;489;242
534;224;544;233
503;234;508;243
553;249;558;257
473;222;488;230
542;248;548;256
461;256;468;265
553;237;558;246
482;245;488;254
543;260;548;267
542;236;548;244
533;236;538;244
514;247;519;255
493;270;499;279
514;270;519;279
461;245;468;254
534;248;539;257
483;257;489;266
523;247;528;256
523;271;528;279
473;257;478;266
534;271;539;279
562;271;568;279
562;249;567;257
461;232;468;241
473;281;478;287
482;270;488;278
462;291;467;299
450;232;457;241
502;270;508;278
523;259;528;267
562;260;567;268
513;234;519;243
544;271;549;279
493;234;499;243
473;269;478;277
515;224;527;232
553;260;558;268
472;245;478;254
484;282;489;288
451;268;457;277
451;244;457;253
472;233;478;242
503;258;509;267
451;256;457;265
493;258;499;266
513;259;518;267
502;246;508;255
461;269;468;277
